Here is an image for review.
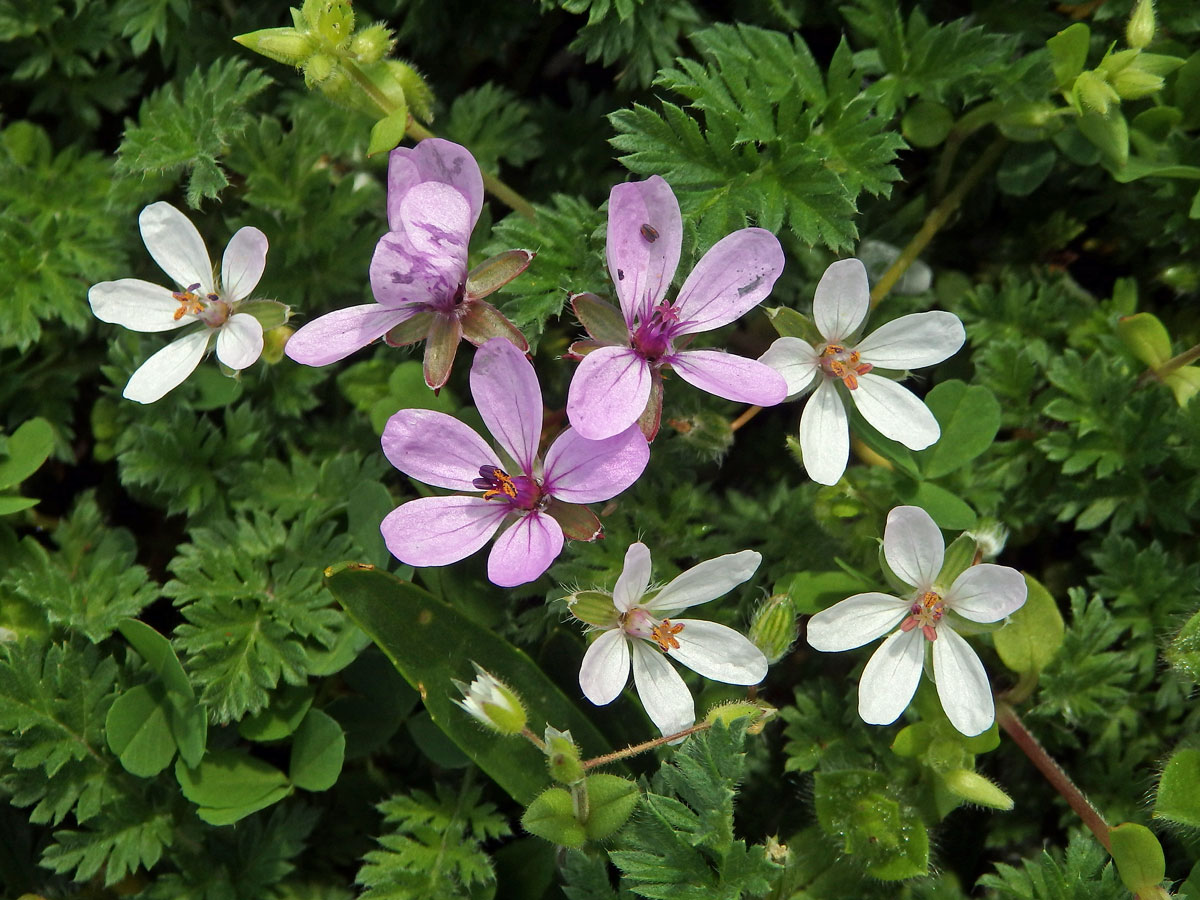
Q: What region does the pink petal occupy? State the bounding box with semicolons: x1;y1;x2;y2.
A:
123;330;211;404
369;229;467;309
221;226;268;301
397;181;472;271
387;139;484;232
380;496;507;568
487;513;564;587
139;202;213;293
542;424;650;504
667;350;787;405
566;346;652;441
215;314;263;370
89;279;192;333
285;304;421;366
813;258;869;343
382;409;501;490
470;338;544;474
607;176;682;324
673;228;784;334
578;629;631;706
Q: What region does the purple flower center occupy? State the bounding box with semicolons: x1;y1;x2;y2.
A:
900;590;945;642
473;465;543;510
631;300;684;363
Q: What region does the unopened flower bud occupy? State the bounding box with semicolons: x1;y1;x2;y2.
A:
1126;0;1156;50
703;699;777;735
1073;70;1120;116
1110;64;1165;100
351;23;394;64
942;768;1014;810
748;594;798;664
261;326;293;364
963;519;1008;562
451;663;527;736
303;52;337;87
669;410;733;459
233;27;316;67
544;726;585;784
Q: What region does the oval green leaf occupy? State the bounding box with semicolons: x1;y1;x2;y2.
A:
994;573;1064;675
915;380;1001;479
289;708;346;792
105;684;177;777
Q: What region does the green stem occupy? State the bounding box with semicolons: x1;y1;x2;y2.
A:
570;778;590;823
996;703;1111;852
341;59;537;220
870;136;1008;309
581;721;712;770
932;102;1000;201
1141;341;1200;385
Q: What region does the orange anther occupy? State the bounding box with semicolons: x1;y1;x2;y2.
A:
650;618;685;652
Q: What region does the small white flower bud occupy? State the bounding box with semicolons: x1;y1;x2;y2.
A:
452;663;527;735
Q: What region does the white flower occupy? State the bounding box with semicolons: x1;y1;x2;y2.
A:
577;542;769;736
452;662;527;735
88;202;269;403
806;506;1027;736
759;258;965;485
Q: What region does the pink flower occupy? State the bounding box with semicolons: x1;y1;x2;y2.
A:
285;139;530;389
565;176;788;440
380;338;650;587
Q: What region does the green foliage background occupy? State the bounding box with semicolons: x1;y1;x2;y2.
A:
3;0;1200;897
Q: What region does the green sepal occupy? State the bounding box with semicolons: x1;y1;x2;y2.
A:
545;499;602;541
994;573;1064;676
747;593;798;664
1109;822;1166;894
572;292;629;345
582;774;640;841
890;722;934;758
936;534;978;589
941;769;1014;810
233;27;316;66
383;312;433;348
1077;108;1130;169
465;250;535;301
704;699;777;734
460;299;529;351
1165;607;1200;684
566;591;619;628
1074;71;1121;117
1047;22;1091;92
235;299;291;331
522;787;585;848
766;306;821;343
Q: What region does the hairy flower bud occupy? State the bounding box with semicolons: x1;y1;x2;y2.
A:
545;726;585;785
233;27;316;66
351;23;394;63
1126;0;1156;50
451;663;527;736
748;594;798;664
1073;70;1120;116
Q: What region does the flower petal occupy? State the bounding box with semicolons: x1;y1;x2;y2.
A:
613;542;652;613
607;176;682;324
883;506;943;590
398;181;472;272
647;550;761;613
122;330;211;404
285;304;420;366
673;228;784;334
850;374;941;450
88;279;192;333
369;229;466;308
798;379;849;485
566;345;651;441
380;495;507;568
946;564;1028;623
215;314;263;370
487;512;564;587
139;202;213;292
387;139;484;232
630;641;694;736
668;620;768;685
858;627;924;726
471;337;543;474
667;350;787;405
806;592;909;652
221;226;268;301
856;311;965;369
542;424;649;504
813;258;869;342
382;408;501;490
759;337;821;397
578;629;631;706
932;625;994;736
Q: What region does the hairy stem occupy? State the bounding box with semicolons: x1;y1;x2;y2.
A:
1139;341;1200;385
341;60;537;220
521;726;547;752
996;703;1111;851
581;721;712;770
870;136;1008;309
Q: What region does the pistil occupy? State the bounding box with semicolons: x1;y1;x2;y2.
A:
819;343;874;389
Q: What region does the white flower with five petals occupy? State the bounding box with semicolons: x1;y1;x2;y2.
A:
759;258;965;485
88;202;269;403
806;506;1027;736
577;542;768;736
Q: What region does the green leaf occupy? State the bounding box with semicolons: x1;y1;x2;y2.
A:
995;574;1064;675
0;416;54;489
288;708;345;791
1154;747;1200;827
915;380;1002;478
238;685;314;742
1047;23;1091;91
367;107;409;158
117;618;193;699
105;684;177;777
1109;822;1165;893
996;143;1057;197
40;800;174;887
0;496;37;515
327;565;616;804
522;787;586;849
813;769;929;880
442;82;542;171
1077;110;1129;170
175;750;292;826
899;481;977;530
582;774;640;841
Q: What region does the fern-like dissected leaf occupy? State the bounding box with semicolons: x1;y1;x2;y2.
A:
116;57;273;207
610;24;905;252
165;514;352;723
356;784;510;900
2;491;158;642
976;831;1126;900
40;797;174;886
0;641;121;826
441;82;543;172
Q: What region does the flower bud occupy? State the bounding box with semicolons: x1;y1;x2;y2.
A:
351;23;394;64
703;699;777;735
941;768;1014;810
565;590;619;627
544;726;585;785
233;27;316;67
1073;70;1120;116
995;101;1061;141
748;594;798;664
963;519;1008;561
669;410;733;459
1126;0;1156;50
451;663;527;735
303;52;337;87
1110;64;1165;100
261;326;293;364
